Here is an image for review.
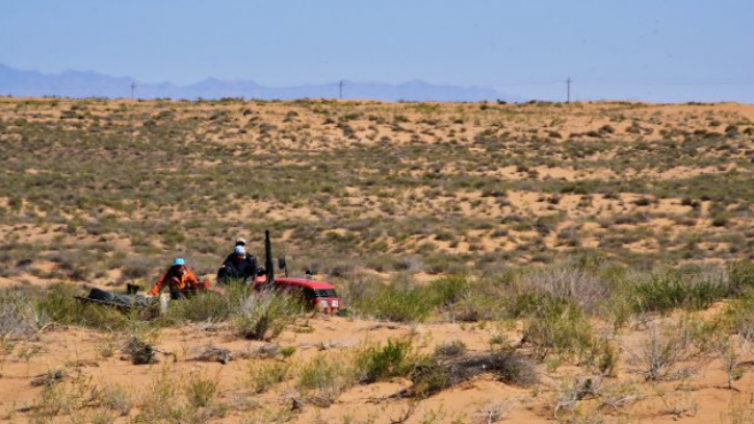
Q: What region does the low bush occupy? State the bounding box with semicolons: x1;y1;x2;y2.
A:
407;351;536;398
235;290;304;340
137;371;215;423
130;368;227;424
726;291;754;342
427;275;472;307
434;340;467;358
515;265;609;313
352;280;435;323
627;272;726;314
34;284;134;330
298;354;355;405
98;384;132;416
727;261;754;295
0;288;37;339
165;292;233;323
627;320;707;381
124;336;158;365
353;338;424;383
33;283;81;325
245;360;292;394
185;373;219;408
447;292;500;322
520;295;597;361
165;284;248;324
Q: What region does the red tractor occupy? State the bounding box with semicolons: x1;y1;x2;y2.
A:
76;230;342;315
251;230;342;314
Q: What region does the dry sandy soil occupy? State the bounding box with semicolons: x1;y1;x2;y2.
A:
1;99;754;423
3;311;754;424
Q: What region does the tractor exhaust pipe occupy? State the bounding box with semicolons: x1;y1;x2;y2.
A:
265;230;274;287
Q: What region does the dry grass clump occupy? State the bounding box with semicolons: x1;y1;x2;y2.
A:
164;284;247;324
347;278;436;323
434;340;467;358
402;350;537;399
26;375;136;424
514;264;609;313
124;336;158;365
724;393;754;424
136;370;224;423
96;383;133;416
353;338;426;384
235;290;305;340
623;270;729;315
0;288;38;339
244;359;293;394
627;318;716;381
517;294;600;362
298;353;356;406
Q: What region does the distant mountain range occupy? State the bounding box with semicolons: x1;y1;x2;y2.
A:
0;63;521;102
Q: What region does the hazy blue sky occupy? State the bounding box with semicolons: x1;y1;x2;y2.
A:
1;0;752;102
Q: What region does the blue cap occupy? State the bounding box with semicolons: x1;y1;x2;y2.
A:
173;258;185;266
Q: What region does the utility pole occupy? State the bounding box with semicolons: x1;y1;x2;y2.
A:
339;80;344;99
130;82;136;100
566;77;572;103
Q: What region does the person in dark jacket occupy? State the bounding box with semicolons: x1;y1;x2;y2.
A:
217;245;257;285
224;238;248;262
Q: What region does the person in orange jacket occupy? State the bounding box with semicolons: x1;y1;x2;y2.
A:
148;258;207;300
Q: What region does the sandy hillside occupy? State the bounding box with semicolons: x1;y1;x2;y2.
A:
2;98;754;423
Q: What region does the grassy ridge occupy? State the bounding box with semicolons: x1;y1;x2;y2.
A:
1;100;754;287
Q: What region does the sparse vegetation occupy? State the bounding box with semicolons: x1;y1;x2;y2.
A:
353;338;425;383
2;98;754;423
298;354;355;405
235;290;305;340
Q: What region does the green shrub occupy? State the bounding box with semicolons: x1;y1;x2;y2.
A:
165;284;248;324
519;295;596;361
507;291;554;318
235;290;304;340
137;372;185;423
728;261;754;295
628;272;725;314
354;282;434;322
32;284;133;330
447;292;500;322
280;346;296;358
298;354;354;405
34;283;81;324
353;338;424;383
427;275;471;307
165;293;233;323
726;290;754;342
424;252;466;274
185;373;219;408
245;360;292;394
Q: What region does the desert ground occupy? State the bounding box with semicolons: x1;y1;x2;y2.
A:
2;97;754;423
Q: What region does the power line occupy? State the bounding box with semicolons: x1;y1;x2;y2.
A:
489;79;754;88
